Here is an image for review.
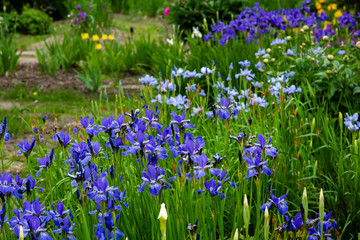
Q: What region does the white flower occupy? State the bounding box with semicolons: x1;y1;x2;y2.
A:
191;27;202;38
167;38;174;45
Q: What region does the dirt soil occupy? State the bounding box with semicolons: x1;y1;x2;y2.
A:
0;63;142;96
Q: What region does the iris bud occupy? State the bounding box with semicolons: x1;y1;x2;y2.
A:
302;187;308;222
319;189;325;237
233;228;239;240
243;194;250;230
264;207;269;240
327;54;334;60
158;203;168;239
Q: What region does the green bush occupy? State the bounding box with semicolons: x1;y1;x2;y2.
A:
11;8;52;35
168;0;243;33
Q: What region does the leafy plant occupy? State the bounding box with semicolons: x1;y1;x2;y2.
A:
76;52;104;92
0;35;22;76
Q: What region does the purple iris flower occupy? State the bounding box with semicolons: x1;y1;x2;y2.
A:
123;131;147;157
144;139;168;165
87;176;118;205
105;137;126;154
212;153;226;166
198;178;225;200
230;130;246;143
143;109;162;130
278;213;302;232
243;148;273;180
139;75;158;86
308;221;335;240
36;148;55;177
9;199;53;240
99;115;120;138
53;216;76;239
17;139;36;158
46;201;72;228
0;117;10;142
53;131;72;148
75;4;81;10
138;165;170;196
216;97;237;120
183;70;203;78
0;202;6;232
246;134;278;157
74;116;98;137
87;140;108;161
261;191;288;215
209;168;236;188
171;111;195;130
193;154;213;179
94;212;123;240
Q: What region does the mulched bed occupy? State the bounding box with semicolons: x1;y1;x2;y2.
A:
0;63;142;96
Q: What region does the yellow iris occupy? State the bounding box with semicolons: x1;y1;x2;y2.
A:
102;34;108;40
315;2;321;10
81;33;89;40
95;44;102;50
319;0;324;3
334;10;342;19
108;34;114;41
92;35;99;41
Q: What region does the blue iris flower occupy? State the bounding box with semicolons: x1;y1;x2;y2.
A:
138;165;170;196
0;116;10;142
36;148;55;177
17;139;36;158
261;191;288;215
53;131;72;148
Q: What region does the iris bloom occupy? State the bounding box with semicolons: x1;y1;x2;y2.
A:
17;139;36;158
53;131;72;148
0;117;10;142
36;148;55;177
138;165;170;196
261;191;288;215
143;109;162;130
278;213;302;232
171;111;195;130
193;154;213;179
243;149;273;180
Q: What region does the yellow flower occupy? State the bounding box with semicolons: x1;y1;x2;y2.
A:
319;0;324;3
334;10;342;19
315;2;321;10
92;35;99;41
283;16;287;22
81;33;89;40
33;92;38;96
108;34;114;41
102;34;108;40
95;44;102;50
329;3;337;10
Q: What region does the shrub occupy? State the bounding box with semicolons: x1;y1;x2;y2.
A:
168;0;243;33
12;7;52;35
